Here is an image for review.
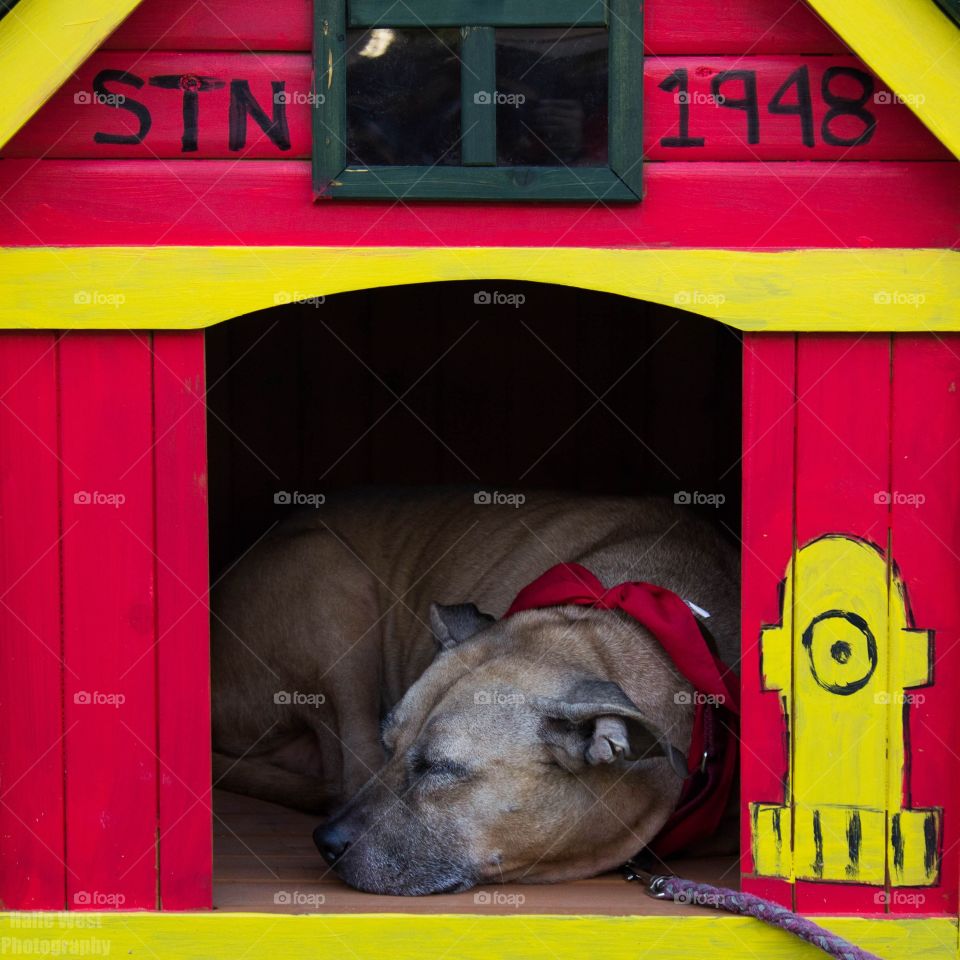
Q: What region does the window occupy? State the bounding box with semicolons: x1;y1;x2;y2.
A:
313;1;643;201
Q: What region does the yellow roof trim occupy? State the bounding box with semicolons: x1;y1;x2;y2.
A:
806;0;960;159
0;0;142;149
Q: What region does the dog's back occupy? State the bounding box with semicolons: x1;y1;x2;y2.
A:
211;488;739;811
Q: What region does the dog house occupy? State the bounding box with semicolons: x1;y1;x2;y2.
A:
0;0;958;956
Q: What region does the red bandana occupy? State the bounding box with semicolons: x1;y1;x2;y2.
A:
505;562;739;858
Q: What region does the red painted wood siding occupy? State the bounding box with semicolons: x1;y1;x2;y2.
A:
0;335;66;909
0;332;210;911
740;334;960;915
0;0;947;256
153;333;212;910
0;160;954;248
740;333;795;909
4;53;945;161
102;0;844;54
887;336;960;916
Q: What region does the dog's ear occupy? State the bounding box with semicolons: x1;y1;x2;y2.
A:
533;679;688;777
429;602;495;651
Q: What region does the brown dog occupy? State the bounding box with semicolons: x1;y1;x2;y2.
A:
211;488;739;894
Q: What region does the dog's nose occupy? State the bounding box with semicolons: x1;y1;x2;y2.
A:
314;822;352;865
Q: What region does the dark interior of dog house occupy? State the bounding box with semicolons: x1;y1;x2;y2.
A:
204;281;742;912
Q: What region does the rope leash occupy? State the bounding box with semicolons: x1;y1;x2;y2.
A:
622;862;882;960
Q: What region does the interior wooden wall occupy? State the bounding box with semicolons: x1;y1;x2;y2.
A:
205;282;742;574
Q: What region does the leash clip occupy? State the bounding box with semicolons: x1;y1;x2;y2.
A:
621;860;672;899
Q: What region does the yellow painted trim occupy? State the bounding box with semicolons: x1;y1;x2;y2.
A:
0;0;143;149
0;912;957;960
806;0;960;159
0;246;957;331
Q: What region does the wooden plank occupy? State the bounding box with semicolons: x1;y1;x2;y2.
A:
436;294;509;486
104;0;314;51
0;0;144;149
313;0;346;193
645;57;949;160
102;0;845;54
59;332;158;910
6;53;948;161
460;27;496;167
792;334;891;914
508;285;580;488
886;334;960;915
298;296;376;490
153;331;212;910
740;333;795;908
0;333;65;909
0;911;954;959
366;285;446;486
0;247;955;336
608;0;644;196
325;163;636;201
0;160;954;249
348;0;607;27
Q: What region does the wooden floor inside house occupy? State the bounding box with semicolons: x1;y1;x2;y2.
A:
213;790;741;915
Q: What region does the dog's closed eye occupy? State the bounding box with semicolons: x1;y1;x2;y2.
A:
408;752;472;784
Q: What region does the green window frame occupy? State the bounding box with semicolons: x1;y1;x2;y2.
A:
313;0;643;201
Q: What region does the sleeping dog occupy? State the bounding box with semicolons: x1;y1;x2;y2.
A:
211;489;739;894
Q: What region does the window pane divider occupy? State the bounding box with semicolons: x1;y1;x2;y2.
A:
460;26;497;166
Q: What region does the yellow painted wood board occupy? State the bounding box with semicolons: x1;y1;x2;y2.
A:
0;912;957;960
0;0;144;149
806;0;960;160
0;246;956;332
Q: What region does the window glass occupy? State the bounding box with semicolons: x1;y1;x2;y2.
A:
494;28;608;166
346;28;463;165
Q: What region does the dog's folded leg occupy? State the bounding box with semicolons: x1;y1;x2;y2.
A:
212;751;337;814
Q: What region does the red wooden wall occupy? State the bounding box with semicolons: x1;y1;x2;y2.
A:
0;0;957;919
741;333;960;916
0;0;955;250
0;332;210;911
